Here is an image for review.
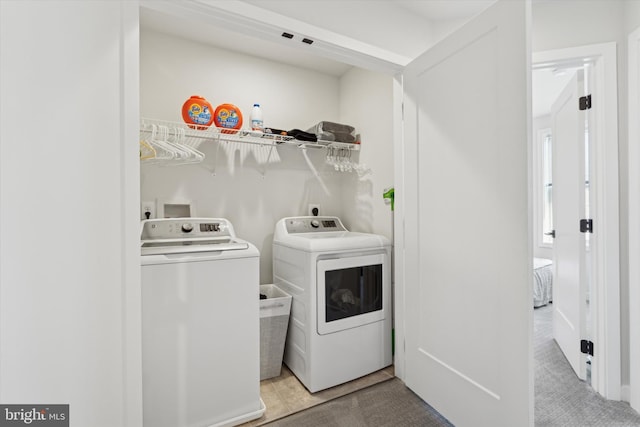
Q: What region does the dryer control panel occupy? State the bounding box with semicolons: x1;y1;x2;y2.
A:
284;216;347;234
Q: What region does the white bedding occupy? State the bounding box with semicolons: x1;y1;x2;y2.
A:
533;258;553;307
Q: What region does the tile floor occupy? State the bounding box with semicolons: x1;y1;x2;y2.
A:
242;365;395;426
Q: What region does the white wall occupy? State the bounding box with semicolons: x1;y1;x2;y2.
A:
625;1;640;33
0;1;141;425
532;0;632;394
140;30;392;283
533;1;627;50
338;68;394;239
624;0;640;407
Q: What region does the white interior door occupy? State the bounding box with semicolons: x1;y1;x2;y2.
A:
401;1;531;426
550;70;588;381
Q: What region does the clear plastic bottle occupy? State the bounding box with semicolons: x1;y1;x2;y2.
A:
250;103;264;132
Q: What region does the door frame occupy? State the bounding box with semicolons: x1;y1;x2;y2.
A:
392;74;406;379
533;42;620;400
628;26;640;413
123;2;143;425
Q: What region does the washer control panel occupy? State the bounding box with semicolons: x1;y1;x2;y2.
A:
284;216;347;234
141;218;233;240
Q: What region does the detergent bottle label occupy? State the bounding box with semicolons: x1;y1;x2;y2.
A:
188;103;212;125
215;107;241;128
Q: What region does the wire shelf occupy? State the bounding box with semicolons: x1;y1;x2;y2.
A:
139;118;360;150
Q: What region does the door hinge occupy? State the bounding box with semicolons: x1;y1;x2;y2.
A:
579;95;592;110
580;219;593;233
581;340;594;356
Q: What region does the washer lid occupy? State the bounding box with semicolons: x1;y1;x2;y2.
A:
141;237;250;256
273;216;390;252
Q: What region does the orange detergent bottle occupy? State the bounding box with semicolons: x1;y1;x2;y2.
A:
182;95;214;129
214;103;243;134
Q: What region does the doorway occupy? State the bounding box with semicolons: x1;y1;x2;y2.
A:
532;43;620;400
533;64;592;382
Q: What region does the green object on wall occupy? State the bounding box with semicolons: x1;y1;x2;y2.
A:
383;187;395;211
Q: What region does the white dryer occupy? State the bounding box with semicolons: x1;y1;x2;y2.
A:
141;218;264;427
273;216;392;392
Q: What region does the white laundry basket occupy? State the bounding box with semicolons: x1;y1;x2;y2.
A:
259;284;292;380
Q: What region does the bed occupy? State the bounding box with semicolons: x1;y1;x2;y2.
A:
533;258;553;307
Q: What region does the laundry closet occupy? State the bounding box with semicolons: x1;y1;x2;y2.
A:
139;7;395;283
1;1;552;426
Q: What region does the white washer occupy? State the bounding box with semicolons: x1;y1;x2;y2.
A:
273;216;392;392
141;218;265;427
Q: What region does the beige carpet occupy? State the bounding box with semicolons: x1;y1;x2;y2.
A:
241;365;395;426
534;304;640;426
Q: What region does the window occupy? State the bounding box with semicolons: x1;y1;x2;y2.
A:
542;132;554;245
584;125;591;248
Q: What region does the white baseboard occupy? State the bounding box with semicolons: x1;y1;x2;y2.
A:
621;384;631;403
